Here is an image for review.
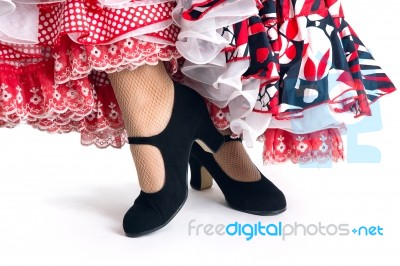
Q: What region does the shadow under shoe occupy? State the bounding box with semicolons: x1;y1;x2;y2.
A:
123;83;224;237
189;138;287;216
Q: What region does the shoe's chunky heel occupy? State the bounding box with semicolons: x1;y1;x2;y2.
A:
189;136;287;216
189;156;213;190
123;82;224;237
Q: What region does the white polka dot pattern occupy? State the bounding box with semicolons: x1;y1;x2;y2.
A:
0;0;182;148
37;0;178;46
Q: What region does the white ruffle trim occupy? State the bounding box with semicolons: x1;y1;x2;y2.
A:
174;0;268;147
67;20;174;46
173;0;258;64
0;1;42;44
0;0;14;16
269;104;344;133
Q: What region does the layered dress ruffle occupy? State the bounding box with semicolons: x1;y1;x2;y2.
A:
0;0;396;163
174;0;395;163
0;0;181;147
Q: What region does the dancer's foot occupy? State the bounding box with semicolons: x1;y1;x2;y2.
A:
190;134;287;215
109;65;224;236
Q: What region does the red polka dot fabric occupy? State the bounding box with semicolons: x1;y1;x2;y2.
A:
0;0;181;148
37;0;178;46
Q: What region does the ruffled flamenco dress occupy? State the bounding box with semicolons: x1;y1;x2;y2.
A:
0;0;396;164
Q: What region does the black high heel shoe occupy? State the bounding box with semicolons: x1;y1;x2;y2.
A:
189;136;287;215
123;83;224;237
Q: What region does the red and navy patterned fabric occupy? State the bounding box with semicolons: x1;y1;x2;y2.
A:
192;0;395;118
183;0;395;163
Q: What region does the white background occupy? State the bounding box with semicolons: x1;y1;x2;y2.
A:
0;1;399;265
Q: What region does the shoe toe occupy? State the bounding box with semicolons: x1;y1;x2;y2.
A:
257;179;287;214
225;176;287;215
267;188;287;213
123;203;165;237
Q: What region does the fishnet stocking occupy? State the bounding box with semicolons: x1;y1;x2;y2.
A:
108;63;174;193
212;130;261;182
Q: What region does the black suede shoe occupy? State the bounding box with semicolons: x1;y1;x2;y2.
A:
123;83;224;237
189;136;287;215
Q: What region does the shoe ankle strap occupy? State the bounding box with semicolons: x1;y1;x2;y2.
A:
128;136;158;146
223;135;242;143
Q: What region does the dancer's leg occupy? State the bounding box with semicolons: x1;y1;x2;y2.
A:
108;63;173;193
213;129;261;182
